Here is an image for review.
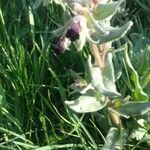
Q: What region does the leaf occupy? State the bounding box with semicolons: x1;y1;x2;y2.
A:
0;127;29;142
95;21;133;44
84;7;109;36
102;127;127;150
0;84;6;107
33;0;66;10
12;141;37;149
115;101;150;118
129;127;150;144
90;15;109;35
70;83;94;95
88;55;120;98
76;26;87;51
93;0;125;20
102;53;117;91
124;47;149;101
70;70;87;86
0;107;23;132
69;70;92;94
113;54;123;81
28;7;34;32
65;95;107;113
48;68;66;101
63;10;72;23
142;74;150;90
136;46;150;76
35;144;83;150
52;20;71;37
135;0;150;12
33;0;43;9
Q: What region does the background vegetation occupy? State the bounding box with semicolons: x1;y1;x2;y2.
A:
0;0;150;149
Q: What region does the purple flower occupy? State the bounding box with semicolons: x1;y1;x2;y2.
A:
53;15;88;52
66;21;81;41
54;37;70;54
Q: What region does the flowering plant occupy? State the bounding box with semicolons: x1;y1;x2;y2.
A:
52;0;134;113
53;0;133;53
50;0;150;120
33;0;150;148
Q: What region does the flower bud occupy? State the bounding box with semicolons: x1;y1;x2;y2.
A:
54;37;70;54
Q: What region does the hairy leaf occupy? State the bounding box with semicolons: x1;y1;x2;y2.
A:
95;21;133;44
102;127;127;150
124;47;149;101
93;0;124;20
65;95;107;113
88;55;120;98
115;101;150;118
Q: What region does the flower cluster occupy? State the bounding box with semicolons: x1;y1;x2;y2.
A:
54;0;133;54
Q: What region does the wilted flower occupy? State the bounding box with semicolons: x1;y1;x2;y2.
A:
54;37;71;54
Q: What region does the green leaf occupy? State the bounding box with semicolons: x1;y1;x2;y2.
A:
102;127;127;150
65;95;107;113
124;47;149;101
0;84;6;107
129;127;150;145
136;46;150;76
89;15;109;35
33;0;43;9
103;53;116;89
115;101;150;118
135;0;150;12
52;20;71;37
35;144;84;150
33;0;66;10
142;74;150;90
12;141;37;149
0;107;23;132
95;21;133;44
28;7;35;33
93;0;124;20
76;28;87;51
0;127;30;142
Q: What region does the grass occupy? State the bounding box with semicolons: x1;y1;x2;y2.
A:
0;0;150;149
